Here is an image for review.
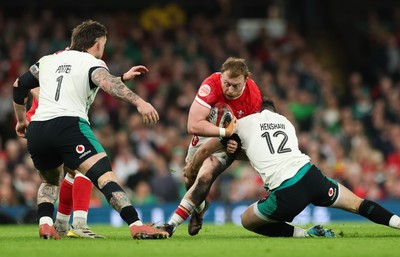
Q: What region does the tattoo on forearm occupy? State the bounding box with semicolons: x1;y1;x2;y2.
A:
109;191;131;212
37;183;59;204
92;68;139;104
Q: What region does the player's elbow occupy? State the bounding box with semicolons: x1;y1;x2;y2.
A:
13;80;29;105
187;123;196;135
13;79;19;88
187;128;196;135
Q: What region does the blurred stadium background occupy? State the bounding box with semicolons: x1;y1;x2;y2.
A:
1;0;400;225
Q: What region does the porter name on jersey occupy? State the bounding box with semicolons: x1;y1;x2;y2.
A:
55;65;71;73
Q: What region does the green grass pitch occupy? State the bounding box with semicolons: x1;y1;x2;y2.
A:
1;223;400;257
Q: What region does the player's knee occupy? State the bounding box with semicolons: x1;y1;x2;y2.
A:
64;167;76;178
241;209;253;230
241;217;250;230
197;174;213;189
197;162;219;183
85;156;112;189
40;167;63;186
184;176;195;190
45;174;61;186
183;167;197;186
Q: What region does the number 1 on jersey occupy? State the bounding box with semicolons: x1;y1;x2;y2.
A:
55;75;63;101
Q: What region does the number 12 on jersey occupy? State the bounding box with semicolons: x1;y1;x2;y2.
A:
261;131;292;154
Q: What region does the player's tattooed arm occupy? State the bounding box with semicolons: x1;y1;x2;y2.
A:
37;183;59;204
29;63;40;80
92;67;160;124
92;68;140;104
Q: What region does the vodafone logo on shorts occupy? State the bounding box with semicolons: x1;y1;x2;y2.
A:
198;84;211;97
328;187;337;200
76;145;92;159
76;145;85;154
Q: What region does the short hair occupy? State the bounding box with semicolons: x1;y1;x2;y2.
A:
261;97;276;112
221;57;251;79
70;20;107;52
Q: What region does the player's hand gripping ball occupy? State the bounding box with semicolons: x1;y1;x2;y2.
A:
207;102;234;128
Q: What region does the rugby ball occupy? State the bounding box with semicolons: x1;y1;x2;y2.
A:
207;102;234;128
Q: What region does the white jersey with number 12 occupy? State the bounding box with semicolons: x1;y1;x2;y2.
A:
237;109;310;190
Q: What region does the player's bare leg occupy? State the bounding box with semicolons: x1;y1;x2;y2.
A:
241;204;334;238
37;166;64;240
159;156;224;236
333;184;400;229
78;153;168;239
186;157;222;236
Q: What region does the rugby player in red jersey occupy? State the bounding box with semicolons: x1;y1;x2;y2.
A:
159;57;262;236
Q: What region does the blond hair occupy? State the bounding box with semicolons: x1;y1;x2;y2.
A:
221;57;251;79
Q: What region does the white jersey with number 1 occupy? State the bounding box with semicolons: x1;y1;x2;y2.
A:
237;109;311;190
31;50;108;123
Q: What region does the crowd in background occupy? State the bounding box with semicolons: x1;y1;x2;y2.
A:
1;3;400;210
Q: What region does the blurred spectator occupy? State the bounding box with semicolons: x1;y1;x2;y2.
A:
150;156;179;203
130;180;157;205
385;125;400;175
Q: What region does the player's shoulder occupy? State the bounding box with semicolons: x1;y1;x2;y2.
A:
202;72;221;86
197;73;222;101
246;77;261;92
264;110;292;124
68;51;108;68
38;53;53;63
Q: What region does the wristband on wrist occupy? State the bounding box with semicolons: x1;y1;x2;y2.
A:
219;127;226;137
120;74;125;83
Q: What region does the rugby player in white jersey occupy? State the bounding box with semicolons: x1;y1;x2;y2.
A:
169;98;400;237
12;20;168;240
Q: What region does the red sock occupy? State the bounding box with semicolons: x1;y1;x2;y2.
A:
168;199;195;225
176;205;191;220
73;174;92;212
58;178;73;215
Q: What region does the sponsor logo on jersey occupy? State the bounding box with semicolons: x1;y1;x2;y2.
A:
76;145;85;154
191;135;199;146
198;84;211;97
